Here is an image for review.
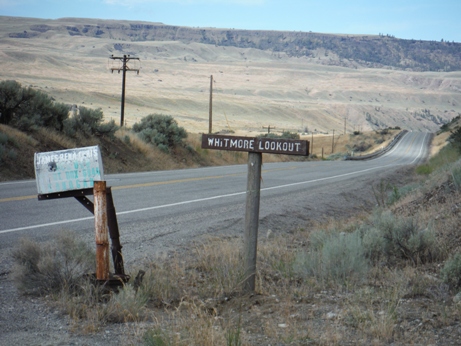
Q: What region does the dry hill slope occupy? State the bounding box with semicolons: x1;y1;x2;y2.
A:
1;16;461;133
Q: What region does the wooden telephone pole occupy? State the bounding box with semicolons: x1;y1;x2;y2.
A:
331;129;335;154
209;75;213;134
110;55;140;127
263;125;275;134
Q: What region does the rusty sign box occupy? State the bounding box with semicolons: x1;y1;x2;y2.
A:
201;134;309;156
34;146;104;195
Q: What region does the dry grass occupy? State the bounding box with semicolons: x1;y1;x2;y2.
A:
35;127;77;148
0;124;38;147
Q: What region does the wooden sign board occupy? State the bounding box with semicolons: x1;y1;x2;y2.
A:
201;134;309;156
34;145;104;194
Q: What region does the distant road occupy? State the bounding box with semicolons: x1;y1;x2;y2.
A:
0;131;430;264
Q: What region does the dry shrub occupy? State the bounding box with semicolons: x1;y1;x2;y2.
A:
105;285;149;323
11;232;94;295
361;210;443;266
60;279;150;334
293;229;369;286
139;258;187;306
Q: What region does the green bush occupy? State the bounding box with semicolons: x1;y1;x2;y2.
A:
63;106;118;138
0;80;32;125
0;80;69;131
441;253;461;290
293;230;369;285
132;114;187;150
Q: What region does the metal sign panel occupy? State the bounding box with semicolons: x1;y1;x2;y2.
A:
201;134;309;156
34;145;104;194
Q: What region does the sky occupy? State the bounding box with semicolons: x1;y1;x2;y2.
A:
1;0;460;43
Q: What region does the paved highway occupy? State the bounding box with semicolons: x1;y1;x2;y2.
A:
0;131;431;265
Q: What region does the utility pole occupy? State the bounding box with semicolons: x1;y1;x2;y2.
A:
331;129;335;154
110;55;140;127
344;117;347;135
263;125;274;134
209;75;213;134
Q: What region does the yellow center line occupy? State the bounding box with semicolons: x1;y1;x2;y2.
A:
0;194;38;203
0;166;297;203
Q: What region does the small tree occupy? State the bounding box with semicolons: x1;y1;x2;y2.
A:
132;114;187;151
0;80;35;125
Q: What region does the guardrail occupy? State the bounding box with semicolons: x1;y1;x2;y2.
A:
344;130;408;161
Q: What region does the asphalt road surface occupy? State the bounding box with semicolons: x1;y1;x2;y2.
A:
0;131;431;267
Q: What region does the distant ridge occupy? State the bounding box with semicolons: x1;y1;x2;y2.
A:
4;16;461;72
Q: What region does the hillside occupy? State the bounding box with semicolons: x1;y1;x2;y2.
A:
1;16;461;134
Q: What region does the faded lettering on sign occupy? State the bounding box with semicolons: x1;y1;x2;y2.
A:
34;146;104;194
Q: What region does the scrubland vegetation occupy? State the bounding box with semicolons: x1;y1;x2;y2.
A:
8;80;461;344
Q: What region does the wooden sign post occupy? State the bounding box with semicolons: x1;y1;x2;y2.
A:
202;134;309;292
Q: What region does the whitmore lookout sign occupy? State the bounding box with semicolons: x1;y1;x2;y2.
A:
202;134;309;292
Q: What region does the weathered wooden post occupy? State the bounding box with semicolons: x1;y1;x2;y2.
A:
243;151;262;291
94;180;110;281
